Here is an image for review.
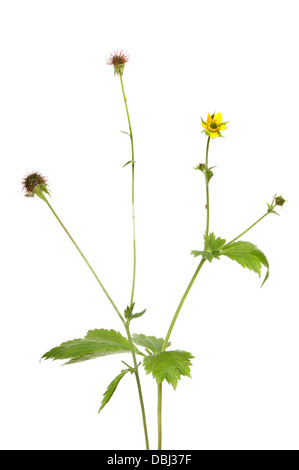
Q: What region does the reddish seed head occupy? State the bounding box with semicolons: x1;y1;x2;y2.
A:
22;171;49;197
107;50;129;76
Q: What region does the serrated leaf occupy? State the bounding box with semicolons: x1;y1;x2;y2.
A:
143;350;194;389
42;329;142;365
205;232;226;252
98;369;130;413
191;250;214;262
191;233;226;263
132;334;170;355
221;241;269;287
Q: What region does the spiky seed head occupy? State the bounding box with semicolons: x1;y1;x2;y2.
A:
107;50;129;76
22;171;50;199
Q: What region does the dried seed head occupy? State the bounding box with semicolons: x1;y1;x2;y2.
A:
107;50;129;76
22;171;50;199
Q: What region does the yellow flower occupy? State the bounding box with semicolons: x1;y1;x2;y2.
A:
201;112;228;139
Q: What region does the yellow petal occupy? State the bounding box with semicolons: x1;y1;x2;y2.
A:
206;113;211;125
210;132;219;139
202;122;207;130
220;124;228;130
214;113;222;124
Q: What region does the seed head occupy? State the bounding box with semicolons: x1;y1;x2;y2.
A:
275;195;286;207
22;171;50;199
107;50;129;76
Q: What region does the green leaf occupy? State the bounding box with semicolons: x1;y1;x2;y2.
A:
206;169;214;182
131;309;146;320
205;232;226;252
123;160;135;167
191;250;214;262
143;350;194;389
98;369;130;413
124;303;135;321
221;241;269;287
42;329;141;365
132;334;170;355
191;233;226;262
124;302;146;321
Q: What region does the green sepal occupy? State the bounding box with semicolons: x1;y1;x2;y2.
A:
33;184;51;200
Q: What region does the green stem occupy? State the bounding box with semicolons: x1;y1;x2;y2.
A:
41;193;125;326
204;136;211;249
124;322;150;450
162;258;206;352
119;74;136;307
157;383;162;450
162;137;211;351
224;211;271;247
119;73;150;449
158;136;211;448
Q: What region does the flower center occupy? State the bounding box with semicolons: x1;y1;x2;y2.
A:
209;121;218;130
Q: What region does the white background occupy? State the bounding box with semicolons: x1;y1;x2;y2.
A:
0;0;298;450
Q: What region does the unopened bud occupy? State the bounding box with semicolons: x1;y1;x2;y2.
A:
275;195;286;207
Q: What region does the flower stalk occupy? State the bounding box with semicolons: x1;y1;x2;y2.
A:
158;134;213;448
119;73;136;307
108;51;149;449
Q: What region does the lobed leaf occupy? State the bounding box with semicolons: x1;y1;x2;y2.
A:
42;329;142;365
205;232;226;252
143;350;194;390
191;233;226;262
